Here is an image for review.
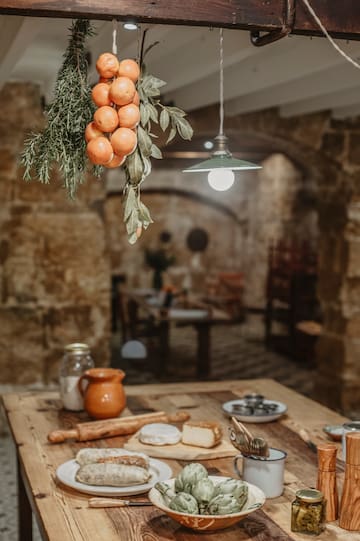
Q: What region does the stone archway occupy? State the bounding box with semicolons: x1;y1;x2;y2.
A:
188;105;359;415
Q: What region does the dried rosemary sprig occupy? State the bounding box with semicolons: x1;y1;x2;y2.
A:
20;19;100;198
123;68;193;244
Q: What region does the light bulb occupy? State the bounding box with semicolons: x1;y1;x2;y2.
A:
204;140;214;150
123;22;139;30
207;169;235;191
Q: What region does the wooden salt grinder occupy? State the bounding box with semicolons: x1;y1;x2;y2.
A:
339;432;360;530
316;443;338;521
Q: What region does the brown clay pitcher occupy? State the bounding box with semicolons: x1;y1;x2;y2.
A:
78;368;126;419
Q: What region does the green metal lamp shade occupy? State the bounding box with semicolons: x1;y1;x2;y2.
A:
183;154;262;172
183;134;262;173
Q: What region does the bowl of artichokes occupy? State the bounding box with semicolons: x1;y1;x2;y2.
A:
148;463;265;531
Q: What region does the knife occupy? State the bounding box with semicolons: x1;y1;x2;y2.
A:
89;498;153;508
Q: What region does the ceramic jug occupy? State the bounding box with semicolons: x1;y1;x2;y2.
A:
78;368;126;419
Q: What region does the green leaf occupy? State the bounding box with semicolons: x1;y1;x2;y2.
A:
124;186;137;222
126;207;139;236
125;150;144;183
148;103;159;123
137;125;153;157
160;108;170;131
128;231;138;245
140;103;151;127
166;127;177;144
139;201;153;224
174;116;193;140
150;144;163;159
167;106;187;117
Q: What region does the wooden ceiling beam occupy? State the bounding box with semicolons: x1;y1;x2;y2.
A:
0;1;360;41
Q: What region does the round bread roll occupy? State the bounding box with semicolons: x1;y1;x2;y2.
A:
139;423;181;446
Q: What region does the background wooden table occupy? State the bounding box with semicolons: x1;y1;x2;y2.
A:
2;379;358;540
122;289;230;377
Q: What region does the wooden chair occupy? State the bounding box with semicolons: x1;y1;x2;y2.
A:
265;240;320;360
204;272;244;320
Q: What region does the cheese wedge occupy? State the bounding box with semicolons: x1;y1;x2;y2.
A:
139;423;182;445
182;421;222;448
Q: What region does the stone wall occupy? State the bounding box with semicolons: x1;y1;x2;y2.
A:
105;152;316;312
0;83;111;384
189;106;360;416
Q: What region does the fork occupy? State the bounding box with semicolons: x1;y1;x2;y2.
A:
229;417;269;458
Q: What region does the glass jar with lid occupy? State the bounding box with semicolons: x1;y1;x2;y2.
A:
291;489;325;536
59;343;94;411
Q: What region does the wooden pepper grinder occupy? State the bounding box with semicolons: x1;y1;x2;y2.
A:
339;432;360;530
316;443;338;521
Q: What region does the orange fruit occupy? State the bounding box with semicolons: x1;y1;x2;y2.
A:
109;77;136;106
110;128;137;156
133;90;140;106
91;83;112;107
87;137;114;165
85;121;103;143
96;53;119;78
93;105;119;133
104;153;126;168
118;103;140;129
118;59;140;83
99;76;112;85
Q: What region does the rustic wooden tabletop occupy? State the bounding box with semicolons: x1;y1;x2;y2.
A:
2;378;357;540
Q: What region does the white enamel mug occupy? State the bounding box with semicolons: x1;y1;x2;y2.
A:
234;448;287;498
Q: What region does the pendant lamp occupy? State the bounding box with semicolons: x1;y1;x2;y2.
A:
183;29;262;188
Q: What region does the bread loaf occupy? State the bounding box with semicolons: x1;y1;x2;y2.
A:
76;463;151;487
76;448;149;468
182;421;222;448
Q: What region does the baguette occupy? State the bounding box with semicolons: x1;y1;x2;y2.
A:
76;448;149;468
76;463;151;487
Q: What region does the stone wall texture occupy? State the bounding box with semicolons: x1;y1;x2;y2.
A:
189;106;360;416
2;81;360;417
0;83;111;384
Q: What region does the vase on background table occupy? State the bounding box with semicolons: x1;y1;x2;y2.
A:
152;269;163;291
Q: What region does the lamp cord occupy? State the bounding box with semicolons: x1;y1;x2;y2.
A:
301;0;360;70
112;19;118;56
219;28;224;137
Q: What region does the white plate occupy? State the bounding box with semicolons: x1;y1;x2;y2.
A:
222;399;287;423
168;309;208;319
56;455;172;497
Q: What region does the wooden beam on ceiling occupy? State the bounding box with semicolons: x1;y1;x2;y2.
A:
0;0;360;41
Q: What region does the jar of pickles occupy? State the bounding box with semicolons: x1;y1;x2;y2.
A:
291;489;325;536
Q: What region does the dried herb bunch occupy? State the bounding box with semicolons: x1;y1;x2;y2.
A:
20;19;99;198
123;32;193;244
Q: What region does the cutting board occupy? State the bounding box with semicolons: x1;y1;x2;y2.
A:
124;433;238;460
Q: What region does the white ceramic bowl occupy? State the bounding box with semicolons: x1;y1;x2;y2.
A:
148;476;265;532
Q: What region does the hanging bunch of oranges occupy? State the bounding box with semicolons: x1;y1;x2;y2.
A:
85;52;141;168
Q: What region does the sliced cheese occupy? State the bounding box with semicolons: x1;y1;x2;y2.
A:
139;423;181;446
182;421;222;448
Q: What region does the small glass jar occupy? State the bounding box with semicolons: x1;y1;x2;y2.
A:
291;489;325;536
59;343;94;411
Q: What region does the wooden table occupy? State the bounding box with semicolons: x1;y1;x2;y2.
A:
123;289;230;378
2;379;358;541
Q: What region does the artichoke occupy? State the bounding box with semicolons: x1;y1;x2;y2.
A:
207;494;242;515
174;463;208;493
155;482;176;505
169;492;199;514
191;478;215;513
213;478;248;510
